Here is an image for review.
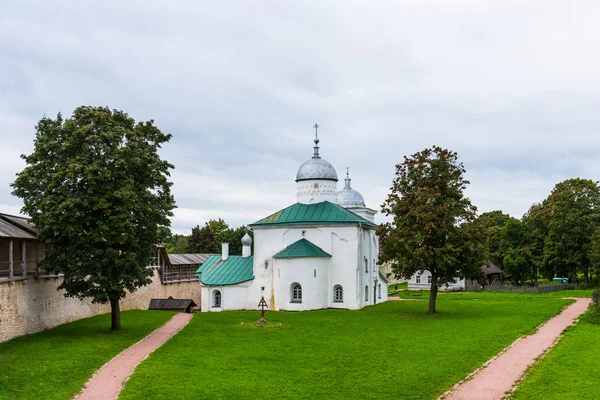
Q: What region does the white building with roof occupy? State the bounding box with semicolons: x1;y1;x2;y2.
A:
196;128;389;311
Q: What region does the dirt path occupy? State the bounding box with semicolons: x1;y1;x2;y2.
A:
75;312;193;400
443;298;591;400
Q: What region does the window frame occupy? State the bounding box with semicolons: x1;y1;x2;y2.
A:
365;285;369;302
290;282;302;303
212;290;222;308
416;275;421;284
333;285;343;303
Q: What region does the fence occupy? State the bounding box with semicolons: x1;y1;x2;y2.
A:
485;283;577;294
160;265;197;283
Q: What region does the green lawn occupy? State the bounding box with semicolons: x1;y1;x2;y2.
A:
0;310;175;400
512;311;600;400
120;298;571;400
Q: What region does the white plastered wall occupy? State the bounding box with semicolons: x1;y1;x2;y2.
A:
407;270;465;290
296;179;338;204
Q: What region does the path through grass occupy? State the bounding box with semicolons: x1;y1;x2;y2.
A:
120;298;569;400
0;310;175;400
511;311;600;400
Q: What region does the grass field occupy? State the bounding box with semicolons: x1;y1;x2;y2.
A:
120;298;571;400
0;310;175;400
511;311;600;400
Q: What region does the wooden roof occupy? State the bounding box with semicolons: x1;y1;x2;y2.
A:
481;261;503;275
148;297;197;310
0;214;37;239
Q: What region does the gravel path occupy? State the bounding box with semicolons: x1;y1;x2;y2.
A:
75;312;193;400
443;298;591;400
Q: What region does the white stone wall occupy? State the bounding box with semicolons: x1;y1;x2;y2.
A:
0;268;200;343
407;270;465;290
296;179;338;204
200;281;251;312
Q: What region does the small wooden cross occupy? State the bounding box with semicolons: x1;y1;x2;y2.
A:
257;296;268;325
314;123;319;138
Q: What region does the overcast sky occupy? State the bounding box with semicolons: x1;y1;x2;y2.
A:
2;1;600;234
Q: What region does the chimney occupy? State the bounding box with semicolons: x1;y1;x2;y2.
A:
241;233;252;258
221;242;229;261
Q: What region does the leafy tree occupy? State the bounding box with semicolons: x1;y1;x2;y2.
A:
476;210;510;269
12;106;175;330
166;235;189;254
587;226;600;286
522;202;550;281
543;179;600;283
188;225;218;253
500;218;533;285
227;226;253;255
379;146;485;313
206;219;230;244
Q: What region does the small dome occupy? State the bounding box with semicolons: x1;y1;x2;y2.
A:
337;188;365;206
337;168;365;206
241;233;252;246
296;158;338;182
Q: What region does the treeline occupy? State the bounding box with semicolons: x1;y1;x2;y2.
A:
478;178;600;286
159;218;253;255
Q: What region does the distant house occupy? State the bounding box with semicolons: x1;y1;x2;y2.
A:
407;261;503;290
150;247;216;284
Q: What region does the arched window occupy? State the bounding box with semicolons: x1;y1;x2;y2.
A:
365;258;368;273
373;259;376;272
213;290;221;308
333;285;343;302
378;283;382;299
365;285;369;302
290;283;302;303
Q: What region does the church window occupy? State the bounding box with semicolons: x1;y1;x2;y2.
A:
428;275;432;284
378;284;382;299
314;269;317;277
213;290;221;308
365;258;368;273
333;285;343;302
290;283;302;303
416;275;421;284
373;259;376;272
365;285;369;302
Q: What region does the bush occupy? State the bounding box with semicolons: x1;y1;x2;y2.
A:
590;288;600;324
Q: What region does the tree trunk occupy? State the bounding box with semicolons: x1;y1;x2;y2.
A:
584;269;589;285
110;298;121;330
428;273;438;314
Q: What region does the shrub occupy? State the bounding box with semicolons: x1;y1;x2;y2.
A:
590;288;600;324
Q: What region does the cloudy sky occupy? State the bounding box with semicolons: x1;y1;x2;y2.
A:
2;1;600;234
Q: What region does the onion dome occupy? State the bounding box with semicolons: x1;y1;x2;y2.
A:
241;233;253;246
295;126;338;182
337;168;365;206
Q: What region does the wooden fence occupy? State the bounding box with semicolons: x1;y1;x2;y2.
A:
484;283;577;294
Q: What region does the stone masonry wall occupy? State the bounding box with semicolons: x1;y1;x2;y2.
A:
0;268;200;343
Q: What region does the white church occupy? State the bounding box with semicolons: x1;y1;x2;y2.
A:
196;129;389;311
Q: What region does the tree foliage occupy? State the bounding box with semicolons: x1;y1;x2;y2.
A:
379;146;485;313
543;178;600;283
12;106;175;330
476;210;510;269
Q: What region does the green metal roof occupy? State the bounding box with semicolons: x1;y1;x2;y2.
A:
195;255;254;286
250;201;377;228
273;238;332;259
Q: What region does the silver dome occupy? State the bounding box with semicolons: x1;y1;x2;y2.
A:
296;158;338;182
241;233;252;246
337;169;365;206
295;127;338;182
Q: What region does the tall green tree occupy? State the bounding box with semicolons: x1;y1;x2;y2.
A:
476;210;511;269
500;218;534;285
227;226;253;255
543;179;600;283
12;106;175;330
188;225;217;253
166;235;189;254
206;219;230;244
379;146;485;313
587;226;600;287
522;202;550;281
